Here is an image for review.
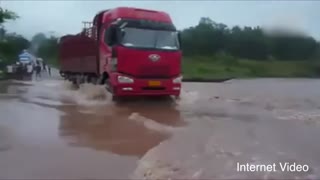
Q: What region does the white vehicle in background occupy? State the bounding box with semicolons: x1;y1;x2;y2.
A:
5;50;36;80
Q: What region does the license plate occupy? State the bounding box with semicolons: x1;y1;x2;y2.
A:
148;80;161;86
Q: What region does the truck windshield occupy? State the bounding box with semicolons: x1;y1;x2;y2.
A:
120;28;179;50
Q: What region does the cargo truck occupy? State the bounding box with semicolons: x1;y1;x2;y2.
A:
58;7;182;100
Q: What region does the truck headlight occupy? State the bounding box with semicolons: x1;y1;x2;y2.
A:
118;75;134;83
173;76;183;84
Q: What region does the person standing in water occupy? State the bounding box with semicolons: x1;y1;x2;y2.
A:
42;62;47;72
48;65;51;76
35;61;41;80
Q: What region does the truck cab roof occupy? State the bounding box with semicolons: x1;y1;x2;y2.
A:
101;7;173;24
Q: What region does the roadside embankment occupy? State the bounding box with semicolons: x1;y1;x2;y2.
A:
182;56;320;80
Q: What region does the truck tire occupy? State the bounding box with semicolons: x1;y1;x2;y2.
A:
71;78;78;87
105;78;113;93
174;95;181;100
97;76;105;85
111;95;119;101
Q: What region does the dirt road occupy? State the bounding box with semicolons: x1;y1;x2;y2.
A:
0;75;320;179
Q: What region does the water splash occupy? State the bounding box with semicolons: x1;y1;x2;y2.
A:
176;89;199;105
128;112;183;134
19;80;109;107
60;82;109;106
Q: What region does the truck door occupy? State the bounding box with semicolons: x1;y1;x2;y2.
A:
94;10;109;74
99;24;114;74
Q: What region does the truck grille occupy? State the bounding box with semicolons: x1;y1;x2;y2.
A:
138;65;170;78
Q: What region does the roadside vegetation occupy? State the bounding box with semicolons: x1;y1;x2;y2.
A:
0;9;320;80
181;17;320;79
0;7;19;79
0;7;58;79
183;55;320;79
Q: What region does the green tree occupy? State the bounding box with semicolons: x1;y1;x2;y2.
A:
0;8;19;25
0;33;30;64
37;35;59;66
0;8;23;64
180;17;320;61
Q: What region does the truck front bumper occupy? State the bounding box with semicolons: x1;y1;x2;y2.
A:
110;73;182;97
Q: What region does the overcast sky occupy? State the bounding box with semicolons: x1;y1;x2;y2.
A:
1;0;320;40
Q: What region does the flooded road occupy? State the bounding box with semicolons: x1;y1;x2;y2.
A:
1;75;320;179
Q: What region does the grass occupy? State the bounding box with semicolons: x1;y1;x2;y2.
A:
182;55;320;79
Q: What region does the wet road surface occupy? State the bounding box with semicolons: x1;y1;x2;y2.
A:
1;73;320;179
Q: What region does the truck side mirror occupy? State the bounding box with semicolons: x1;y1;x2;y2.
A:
106;26;117;46
177;32;182;48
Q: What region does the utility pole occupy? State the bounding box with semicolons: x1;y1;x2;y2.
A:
82;21;93;37
82;21;93;28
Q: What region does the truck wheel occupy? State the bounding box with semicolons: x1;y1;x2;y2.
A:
174;95;181;100
84;76;90;84
71;79;78;88
90;77;97;85
112;95;120;101
97;76;105;85
76;76;81;85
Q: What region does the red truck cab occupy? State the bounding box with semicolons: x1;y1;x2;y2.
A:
100;7;182;99
59;7;182;100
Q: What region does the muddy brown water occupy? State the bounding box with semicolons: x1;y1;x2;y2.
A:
0;76;320;179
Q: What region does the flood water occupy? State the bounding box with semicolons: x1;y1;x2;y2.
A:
1;73;320;179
